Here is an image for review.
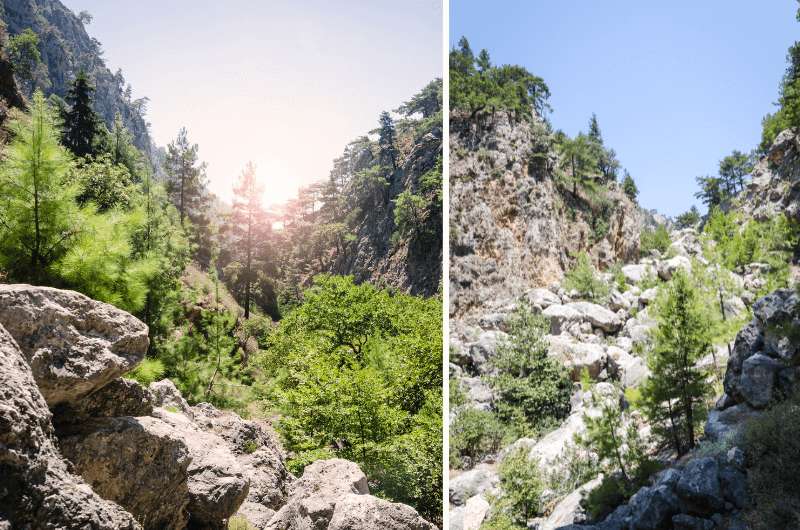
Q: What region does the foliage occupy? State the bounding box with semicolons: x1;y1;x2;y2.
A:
71;153;135;211
494;447;545;525
743;391;800;530
164;127;208;226
640;270;712;456
621;171;638;200
544;442;601;499
450;407;506;470
563;252;609;302
378;111;398;170
257;275;442;522
488;301;572;437
450;37;550;119
127;358;166;386
392;190;427;243
397;78;442;118
640;224;671;256
0;91;79;282
675;206;701;229
6;28;41;85
61;71;106;158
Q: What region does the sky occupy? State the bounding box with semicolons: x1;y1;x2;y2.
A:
61;0;442;208
451;1;799;217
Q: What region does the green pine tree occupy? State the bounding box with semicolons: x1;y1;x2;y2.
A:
61;71;105;157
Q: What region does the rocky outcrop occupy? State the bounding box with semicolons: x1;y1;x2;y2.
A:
0;285;430;529
450;110;646;319
0;323;141;529
0;284;149;407
266;459;435;530
738;128;800;223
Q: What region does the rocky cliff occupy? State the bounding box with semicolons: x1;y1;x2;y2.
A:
0;284;435;529
449;110;645;319
0;0;153;152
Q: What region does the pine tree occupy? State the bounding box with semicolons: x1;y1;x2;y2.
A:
164;127;208;226
108;112;142;179
476;49;491;72
640;270;712;456
378;111;398;171
622;171;638;200
0;91;79;282
61;71;105;158
558;134;596;195
588;113;603;144
228;162;269;319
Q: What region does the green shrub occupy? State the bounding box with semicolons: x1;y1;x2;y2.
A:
743;392;800;530
450;378;467;408
227;515;257;530
127;358;166;386
479;513;520;530
584;475;627;521
640;224;670;256
450;407;505;469
562;252;609;302
243;440;259;454
495;447;545;524
489;302;572;436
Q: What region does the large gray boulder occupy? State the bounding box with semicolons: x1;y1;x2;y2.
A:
543;304;582;335
565;301;622;332
657;255;692;281
58;416;192;530
738;353;782;408
449;464;498;506
627;484;680;530
0;324;142;529
675;458;724;514
547;335;607;380
0;284;149;406
327;494;436;530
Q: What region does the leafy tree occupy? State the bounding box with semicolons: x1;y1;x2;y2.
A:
0;91;79;282
621;170;638;200
164;127;208;226
450;407;505;469
675;206;701;229
694;175;726;210
378;111;398;171
6;28;41;87
392;190;426;243
563;252;609;302
72;153;134;211
61;71;106;158
107;112;143;179
640;270;712;455
489;301;572;435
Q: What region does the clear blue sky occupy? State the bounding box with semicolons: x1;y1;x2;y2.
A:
451;1;798;217
61;0;441;207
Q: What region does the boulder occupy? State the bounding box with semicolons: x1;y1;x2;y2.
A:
566;301;622;332
449;464;498;506
675;458;724;514
0;324;142;529
539;476;602;529
327;494;436;530
0;284;148;406
461;495;490;530
265;459;369;529
627;484;680;530
671;514;715;530
543;304;582;335
547;335;607;380
657;255;692;281
151;406;250;527
622;264;654;284
526;288;562;310
639;288;658;306
754;289;800;361
704;404;761;443
149;379;193;415
58;378;153;420
607;346;649;388
738;353;782;408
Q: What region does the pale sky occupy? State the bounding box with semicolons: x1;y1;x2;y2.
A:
61;0;442;207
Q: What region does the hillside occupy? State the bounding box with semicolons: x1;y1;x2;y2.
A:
448;38;800;530
1;0;153;152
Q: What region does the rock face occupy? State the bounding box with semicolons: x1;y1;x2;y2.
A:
449;110;645;319
738;128;800;223
0;323;141;529
0;284;149;406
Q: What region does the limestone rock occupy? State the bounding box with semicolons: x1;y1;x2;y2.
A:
657;255;692;281
449;464;498;506
0;323;142;529
58;378;153;420
149;378;193;415
327;494;436;530
0;284;148;406
675;458;724;514
565;301;622;332
461;495;490;530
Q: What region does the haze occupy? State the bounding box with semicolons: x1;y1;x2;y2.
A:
61;0;442;207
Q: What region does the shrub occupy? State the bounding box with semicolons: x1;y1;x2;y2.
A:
640;224;670;256
127;358;166;386
743;392;800;530
450;407;505;469
495;447;545;524
562;252;609;302
489;302;572;436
